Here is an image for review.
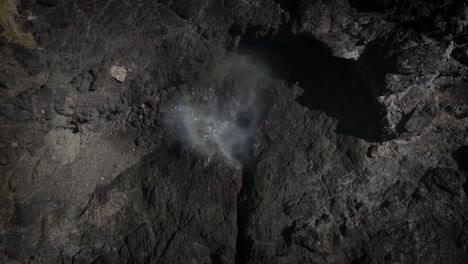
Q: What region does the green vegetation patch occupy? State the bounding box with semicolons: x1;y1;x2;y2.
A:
0;0;35;48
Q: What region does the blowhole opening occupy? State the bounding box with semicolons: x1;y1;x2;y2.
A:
236;112;253;129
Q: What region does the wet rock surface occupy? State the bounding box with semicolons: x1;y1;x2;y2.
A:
1;0;468;263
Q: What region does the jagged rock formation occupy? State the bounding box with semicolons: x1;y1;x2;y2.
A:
1;0;468;263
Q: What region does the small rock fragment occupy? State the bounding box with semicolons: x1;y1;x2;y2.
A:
146;96;160;109
110;65;128;82
135;136;145;146
367;145;378;158
63;96;75;115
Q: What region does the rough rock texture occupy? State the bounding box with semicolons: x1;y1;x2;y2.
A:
1;0;468;263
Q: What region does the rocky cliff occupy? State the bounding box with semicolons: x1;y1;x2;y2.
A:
1;0;468;263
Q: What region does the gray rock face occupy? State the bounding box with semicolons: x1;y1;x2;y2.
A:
1;0;468;263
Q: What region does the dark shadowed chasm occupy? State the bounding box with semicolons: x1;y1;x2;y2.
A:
237;33;388;142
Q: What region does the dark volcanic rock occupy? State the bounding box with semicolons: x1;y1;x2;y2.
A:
1;0;468;263
68;150;240;264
